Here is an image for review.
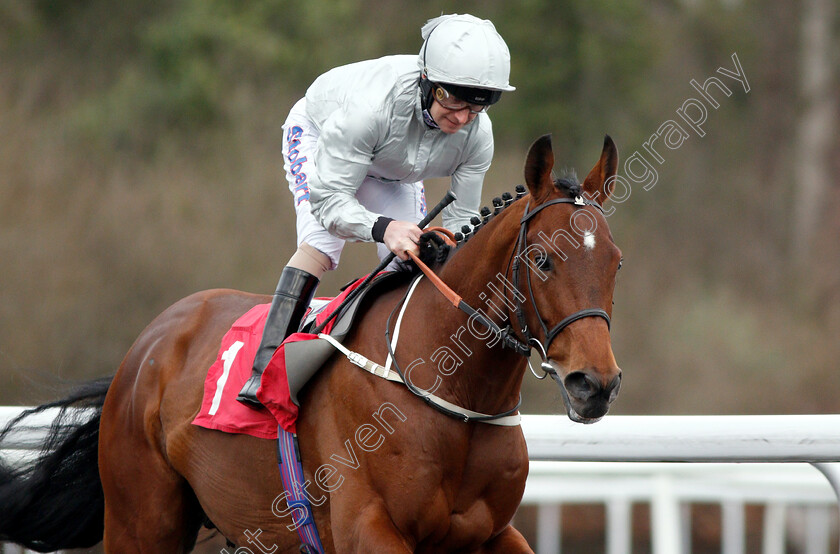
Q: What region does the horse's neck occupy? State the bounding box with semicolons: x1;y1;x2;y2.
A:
415;208;527;412
439;203;523;324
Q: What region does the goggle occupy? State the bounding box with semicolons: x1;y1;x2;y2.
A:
434;86;489;114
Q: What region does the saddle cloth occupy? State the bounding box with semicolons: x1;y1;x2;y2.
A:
192;272;404;436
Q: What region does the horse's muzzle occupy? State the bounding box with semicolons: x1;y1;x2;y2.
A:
552;368;621;424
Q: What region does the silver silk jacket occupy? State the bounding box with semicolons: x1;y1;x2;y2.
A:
304;55;493;242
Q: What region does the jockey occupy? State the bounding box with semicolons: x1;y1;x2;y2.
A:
238;13;515;407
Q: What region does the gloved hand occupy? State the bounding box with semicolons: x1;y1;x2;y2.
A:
417;231;451;267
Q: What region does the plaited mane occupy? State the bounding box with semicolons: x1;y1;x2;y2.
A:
453;168;580;247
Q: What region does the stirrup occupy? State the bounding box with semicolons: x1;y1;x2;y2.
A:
236;374;264;408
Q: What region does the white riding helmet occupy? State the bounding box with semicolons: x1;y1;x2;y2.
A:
418;14;515;106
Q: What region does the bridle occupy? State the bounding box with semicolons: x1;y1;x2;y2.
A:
510;194;611;379
388;191;613;423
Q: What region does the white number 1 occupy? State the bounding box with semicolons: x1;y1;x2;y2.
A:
209;341;245;415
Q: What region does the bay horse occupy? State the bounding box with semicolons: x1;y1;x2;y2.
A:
0;134;622;553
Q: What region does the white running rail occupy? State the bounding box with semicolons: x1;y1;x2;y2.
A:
2;409;840;553
520;414;840;554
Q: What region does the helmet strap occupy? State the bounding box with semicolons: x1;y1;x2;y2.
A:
418;75;440;129
419;74;435;111
421;108;440;129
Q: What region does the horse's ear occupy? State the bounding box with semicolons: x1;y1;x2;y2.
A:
582;135;619;205
524;134;555;202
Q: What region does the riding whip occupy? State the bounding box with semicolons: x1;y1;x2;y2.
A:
312;190;457;334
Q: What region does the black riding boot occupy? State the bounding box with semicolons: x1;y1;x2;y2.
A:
237;267;319;408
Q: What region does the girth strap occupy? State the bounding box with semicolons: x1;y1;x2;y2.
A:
276;430;326;554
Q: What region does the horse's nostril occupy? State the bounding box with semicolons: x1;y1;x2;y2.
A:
564;371;622;403
563;372;601;401
606;373;622;396
604;373;621;402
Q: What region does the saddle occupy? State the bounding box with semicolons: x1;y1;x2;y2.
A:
283;271;410;405
192;271;413;437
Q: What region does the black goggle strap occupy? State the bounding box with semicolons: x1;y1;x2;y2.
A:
419;75;435;110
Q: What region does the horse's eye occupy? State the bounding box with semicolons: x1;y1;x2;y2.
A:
618;257;624;271
534;253;552;271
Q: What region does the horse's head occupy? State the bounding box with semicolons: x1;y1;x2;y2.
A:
517;134;622;423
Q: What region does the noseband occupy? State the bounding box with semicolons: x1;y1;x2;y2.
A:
509;195;611;377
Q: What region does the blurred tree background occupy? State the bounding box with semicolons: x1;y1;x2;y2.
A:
1;0;838;419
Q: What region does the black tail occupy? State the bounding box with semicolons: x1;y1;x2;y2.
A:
0;377;111;552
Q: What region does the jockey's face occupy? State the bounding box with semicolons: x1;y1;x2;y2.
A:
429;99;478;134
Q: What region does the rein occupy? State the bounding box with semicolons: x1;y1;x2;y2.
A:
406;228;531;358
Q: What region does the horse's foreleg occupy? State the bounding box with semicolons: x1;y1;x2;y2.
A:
475;525;534;554
329;500;413;553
